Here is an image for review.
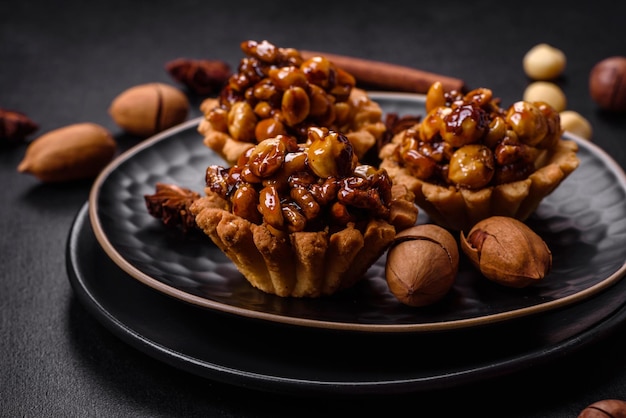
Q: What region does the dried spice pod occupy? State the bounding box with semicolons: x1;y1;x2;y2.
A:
145;182;201;233
109;83;189;137
166;58;231;96
17;122;116;182
0;108;38;144
460;216;552;288
385;224;459;307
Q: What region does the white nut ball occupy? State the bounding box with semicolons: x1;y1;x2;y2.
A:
523;81;567;112
559;110;593;140
523;43;566;80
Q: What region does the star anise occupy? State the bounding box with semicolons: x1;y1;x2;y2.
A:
145;183;201;233
0;108;38;145
165;58;232;96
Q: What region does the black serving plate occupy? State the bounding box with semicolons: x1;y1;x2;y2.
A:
87;92;626;332
67;202;626;395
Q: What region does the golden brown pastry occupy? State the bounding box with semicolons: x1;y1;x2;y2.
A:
190;127;418;297
379;82;580;232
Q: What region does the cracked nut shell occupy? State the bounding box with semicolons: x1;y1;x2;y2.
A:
385;224;459;307
109;82;189;137
578;399;626;418
460;216;552;288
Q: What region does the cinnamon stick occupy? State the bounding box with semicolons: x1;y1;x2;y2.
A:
300;50;466;94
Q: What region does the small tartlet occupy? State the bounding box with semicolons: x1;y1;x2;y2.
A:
197;40;386;166
190;128;418;298
379;82;580;232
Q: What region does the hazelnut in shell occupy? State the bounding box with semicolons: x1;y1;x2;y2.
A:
460;216;552;288
385;224;459;307
589;56;626;112
109;82;189;137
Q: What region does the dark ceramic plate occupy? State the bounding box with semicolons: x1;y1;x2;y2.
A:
88;92;626;332
67;202;626;394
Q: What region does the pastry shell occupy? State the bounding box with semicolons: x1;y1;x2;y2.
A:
380;136;580;232
190;196;398;297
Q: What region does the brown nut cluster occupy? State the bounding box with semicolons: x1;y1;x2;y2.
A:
203;126;416;235
385;224;459;307
391;81;562;189
198;40;386;164
460;216;552;288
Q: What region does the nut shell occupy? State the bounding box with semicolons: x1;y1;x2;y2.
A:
589;56;626;112
578;399;626;418
17;122;116;182
460;216;551;288
385;224;459;307
109;82;189;137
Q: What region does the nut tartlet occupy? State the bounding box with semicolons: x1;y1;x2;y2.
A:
190;127;418;298
198;40;387;166
379;82;580;232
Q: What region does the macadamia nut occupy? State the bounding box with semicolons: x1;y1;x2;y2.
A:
523;43;566;80
559;110;593;140
523;81;567;112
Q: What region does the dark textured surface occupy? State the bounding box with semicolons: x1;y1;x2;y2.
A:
3;0;626;416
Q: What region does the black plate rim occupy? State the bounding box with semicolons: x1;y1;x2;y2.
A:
67;202;626;395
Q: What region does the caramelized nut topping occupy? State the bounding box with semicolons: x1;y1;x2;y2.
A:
199;40;388;166
392;82;563;189
207;40;356;145
204;128;399;234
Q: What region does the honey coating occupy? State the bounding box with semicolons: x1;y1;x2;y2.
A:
198;40;386;165
380;82;580;232
190;127;418;297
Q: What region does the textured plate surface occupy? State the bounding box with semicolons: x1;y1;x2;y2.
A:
68;202;626;394
89;92;626;332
